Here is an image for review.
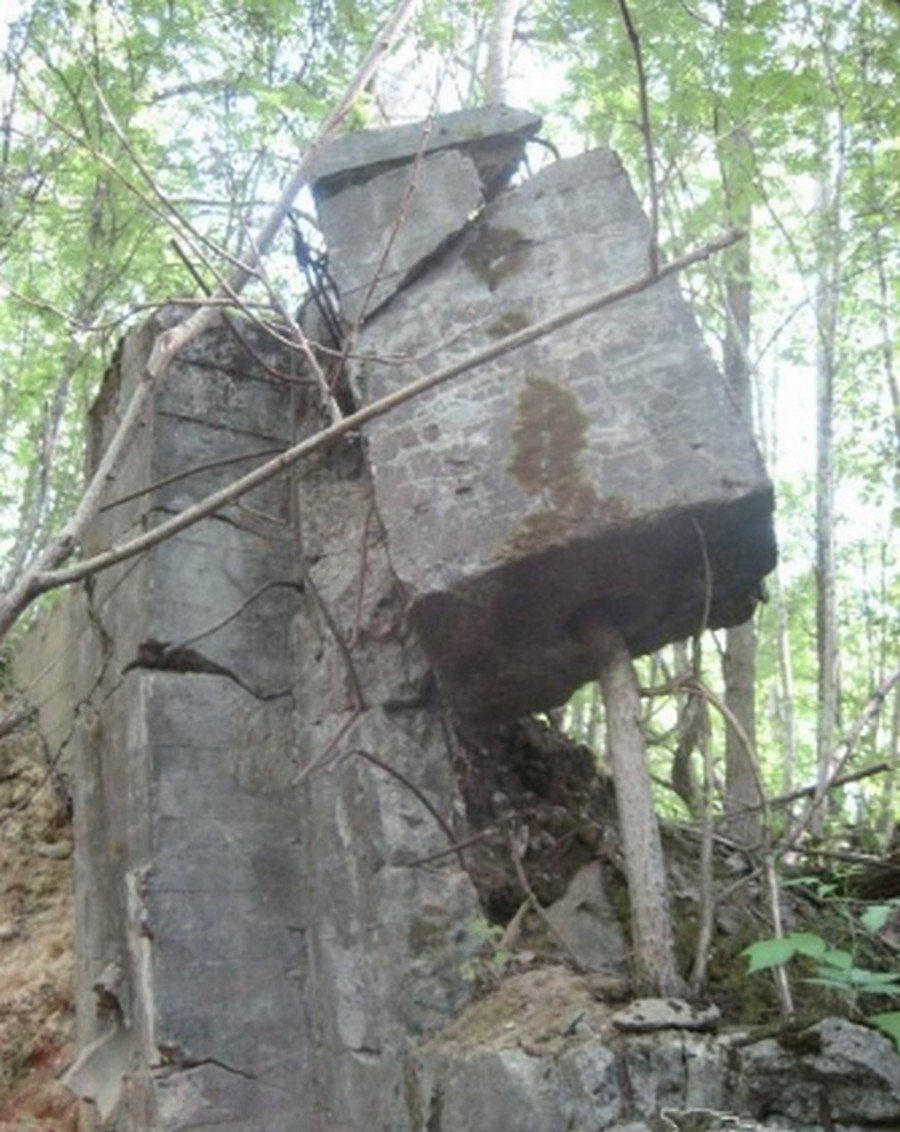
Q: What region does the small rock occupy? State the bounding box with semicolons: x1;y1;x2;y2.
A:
34;840;72;859
0;920;19;942
660;1110;774;1131
613;998;721;1034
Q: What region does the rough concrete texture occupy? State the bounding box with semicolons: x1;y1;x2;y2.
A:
17;310;900;1132
313;107;541;325
288;437;485;1130
315;148;484;325
17;109;893;1132
312;105;542;200
57;312;312;1130
40;310;486;1131
316;139;776;724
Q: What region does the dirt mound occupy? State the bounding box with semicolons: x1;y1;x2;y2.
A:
0;713;77;1131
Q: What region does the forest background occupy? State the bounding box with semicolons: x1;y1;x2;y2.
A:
0;0;898;885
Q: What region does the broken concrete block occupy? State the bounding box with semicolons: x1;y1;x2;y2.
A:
340;141;775;726
316;148;484;324
313;106;541;323
613;999;721;1034
312;105;542;200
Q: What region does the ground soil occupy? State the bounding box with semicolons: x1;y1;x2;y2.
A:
0;714;77;1131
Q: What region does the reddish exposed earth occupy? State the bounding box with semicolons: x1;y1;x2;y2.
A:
0;714;77;1131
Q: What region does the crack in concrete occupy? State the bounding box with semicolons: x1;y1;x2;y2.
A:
156;1046;305;1101
123;637;290;702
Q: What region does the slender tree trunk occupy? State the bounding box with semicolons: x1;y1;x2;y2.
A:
718;103;763;846
811;164;842;835
722;622;762;845
586;620;684;996
485;0;519;105
772;571;798;798
880;685;900;848
758;362;797;804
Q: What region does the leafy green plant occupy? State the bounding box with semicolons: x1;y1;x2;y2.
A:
743;898;900;1050
460;918;515;987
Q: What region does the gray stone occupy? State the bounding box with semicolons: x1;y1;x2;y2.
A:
614;999;721;1034
356;144;775;725
411;1043;623;1132
545;860;629;975
33;839;72;859
620;1030;728;1115
737;1017;900;1127
408;1022;734;1131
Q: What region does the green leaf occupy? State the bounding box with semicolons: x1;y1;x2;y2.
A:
743;933;827;973
806;969;900;994
861;905;894;935
871;1013;900;1052
818;948;853;971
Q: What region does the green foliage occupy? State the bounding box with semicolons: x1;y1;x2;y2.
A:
870;1011;900;1050
746;927;900;996
459;918;515;988
0;0;391;582
744;889;900;1049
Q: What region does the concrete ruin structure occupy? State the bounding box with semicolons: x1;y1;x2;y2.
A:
315;107;775;724
22;107;896;1132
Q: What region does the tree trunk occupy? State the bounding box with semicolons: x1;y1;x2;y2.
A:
772;570;798;800
718;106;763;846
722;622;762;845
880;685;900;849
587;621;684;996
485;0;519;105
812;163;842;835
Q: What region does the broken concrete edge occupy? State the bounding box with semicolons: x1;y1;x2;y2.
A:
311;104;543;200
63;1024;140;1122
408;486;776;727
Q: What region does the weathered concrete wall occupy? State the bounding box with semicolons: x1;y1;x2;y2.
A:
59;313;313;1130
30;309;485;1132
288;426;484;1131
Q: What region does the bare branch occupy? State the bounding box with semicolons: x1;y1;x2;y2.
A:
787;659;900;848
6;228;743;614
0;0;424;643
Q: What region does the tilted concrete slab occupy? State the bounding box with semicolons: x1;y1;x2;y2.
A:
319;139;776;726
313;106;541;324
311;105;542;199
